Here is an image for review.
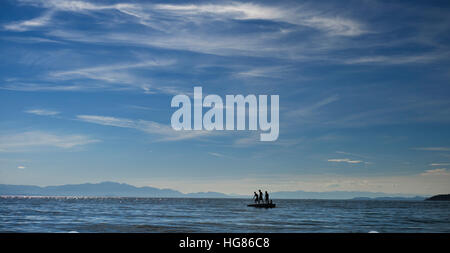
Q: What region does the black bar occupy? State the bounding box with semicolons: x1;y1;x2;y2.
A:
0;233;448;252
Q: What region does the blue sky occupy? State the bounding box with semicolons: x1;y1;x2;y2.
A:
1;0;450;195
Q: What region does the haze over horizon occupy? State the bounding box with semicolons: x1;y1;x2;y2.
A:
0;181;431;199
1;0;450;195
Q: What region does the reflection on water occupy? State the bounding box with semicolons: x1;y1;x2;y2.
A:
1;197;449;232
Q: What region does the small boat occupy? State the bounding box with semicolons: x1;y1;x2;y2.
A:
247;203;276;208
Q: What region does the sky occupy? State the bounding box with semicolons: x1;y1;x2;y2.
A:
1;0;450;195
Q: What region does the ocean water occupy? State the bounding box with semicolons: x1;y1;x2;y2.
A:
1;197;449;233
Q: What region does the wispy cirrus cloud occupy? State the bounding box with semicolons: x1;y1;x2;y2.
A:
4;0;369;60
49;60;174;82
4;0;448;67
430;163;450;166
421;168;450;176
208;152;226;158
76;115;212;141
235;66;294;79
0;83;89;92
47;60;176;94
0;131;99;152
335;151;370;159
153;2;366;36
0;54;186;94
25;108;60;116
344;53;449;65
412;147;450;152
17;1;366;36
3;11;53;31
287;95;340;118
14;0;137;14
2;0;447;99
292;95;450;129
328;158;363;164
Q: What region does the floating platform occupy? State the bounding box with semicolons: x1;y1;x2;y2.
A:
247;203;276;208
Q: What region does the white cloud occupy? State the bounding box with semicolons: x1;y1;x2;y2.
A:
301;16;364;36
344;53;447;65
14;1;366;36
430;163;450;166
335;151;370;159
208;152;226;158
413;147;450;152
17;165;26;169
288;95;339;117
0;131;99;152
4;1;368;62
154;2;285;21
1;58;185;94
0;83;88;92
421;168;450;176
310;97;450;128
233;134;259;147
25;109;60;116
154;2;365;36
19;0;136;13
76;115;213;141
328;158;363;164
47;60;175;93
46;29;284;58
50;60;174;81
235;66;293;79
3;11;53;31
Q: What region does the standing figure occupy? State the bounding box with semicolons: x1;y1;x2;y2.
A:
265;191;269;204
253;192;259;203
258;190;263;204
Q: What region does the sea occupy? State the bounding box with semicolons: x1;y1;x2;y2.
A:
1;197;449;233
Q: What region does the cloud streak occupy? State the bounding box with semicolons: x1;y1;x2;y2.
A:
328;158;363;164
412;147;450;152
421;168;450;176
4;0;369;60
154;2;366;36
208;152;226;158
430;163;450;166
76;115;213;141
0;131;99;152
3;11;53;31
25;108;60;116
47;60;176;93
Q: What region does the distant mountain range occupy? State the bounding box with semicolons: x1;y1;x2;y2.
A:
269;190;426;200
0;182;428;200
0;182;228;198
351;196;426;201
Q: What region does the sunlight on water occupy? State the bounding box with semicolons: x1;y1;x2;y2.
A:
1;197;449;233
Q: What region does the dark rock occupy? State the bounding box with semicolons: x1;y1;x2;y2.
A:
425;194;450;201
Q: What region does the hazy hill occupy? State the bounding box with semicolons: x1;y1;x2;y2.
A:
425;194;450;201
0;182;182;197
0;182;426;199
352;196;426;201
270;190;424;200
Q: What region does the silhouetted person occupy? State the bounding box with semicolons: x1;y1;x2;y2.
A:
253;192;259;203
265;191;269;204
258;190;263;204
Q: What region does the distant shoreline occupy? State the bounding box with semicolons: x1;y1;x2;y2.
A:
425;194;450;201
0;195;427;201
0;181;432;200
